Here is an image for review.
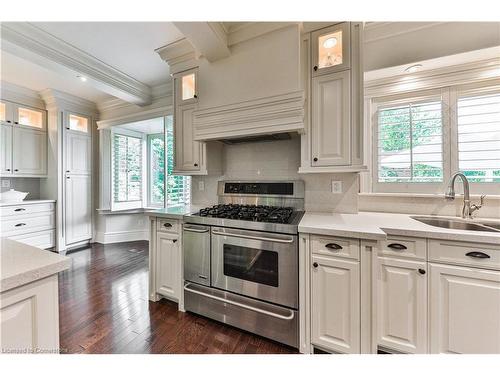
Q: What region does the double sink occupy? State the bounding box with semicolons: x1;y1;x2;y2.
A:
411;216;500;232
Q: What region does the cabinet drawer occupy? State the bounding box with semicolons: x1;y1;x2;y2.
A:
157;218;180;234
8;229;55;249
378;236;427;260
311;235;360;260
1;212;55;236
1;203;54;217
429;239;500;270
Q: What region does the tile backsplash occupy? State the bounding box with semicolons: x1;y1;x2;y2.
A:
0;178;40;199
192;135;359;213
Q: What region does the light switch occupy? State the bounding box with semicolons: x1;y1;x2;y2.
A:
1;179;10;188
198;181;205;191
331;180;342;194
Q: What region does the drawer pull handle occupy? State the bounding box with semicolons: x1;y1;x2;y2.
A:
14;208;26;212
163;223;173;228
388;243;407;250
15;223;26;227
325;243;343;250
465;251;490;259
198;275;208;280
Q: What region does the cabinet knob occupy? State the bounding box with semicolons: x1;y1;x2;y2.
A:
313;262;318;268
172;239;178;243
66;170;70;173
193;94;198;99
418;269;426;275
6;168;10;171
67;176;70;179
194;163;198;167
313;66;318;71
14;121;19;124
6;120;11;123
313;157;318;162
14;169;18;172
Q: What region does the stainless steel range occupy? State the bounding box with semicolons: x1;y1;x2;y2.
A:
183;180;304;348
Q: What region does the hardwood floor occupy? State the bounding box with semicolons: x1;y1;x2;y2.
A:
58;241;297;354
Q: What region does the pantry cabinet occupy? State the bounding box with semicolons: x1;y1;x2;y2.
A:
311;254;360;354
375;256;428;354
300;22;365;173
429;263;500;354
0;99;47;178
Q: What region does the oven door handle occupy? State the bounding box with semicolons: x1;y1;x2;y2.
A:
184;283;295;321
183;227;210;233
212;230;294;244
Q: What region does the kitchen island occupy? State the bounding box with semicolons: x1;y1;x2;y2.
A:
0;239;70;353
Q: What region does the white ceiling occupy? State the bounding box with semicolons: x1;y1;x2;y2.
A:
118;116;164;134
0;50;113;102
31;22;183;86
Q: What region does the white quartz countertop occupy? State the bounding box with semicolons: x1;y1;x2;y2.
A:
299;211;500;245
144;205;205;219
0;199;56;207
1;239;70;293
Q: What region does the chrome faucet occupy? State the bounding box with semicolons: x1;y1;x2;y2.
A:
445;172;485;219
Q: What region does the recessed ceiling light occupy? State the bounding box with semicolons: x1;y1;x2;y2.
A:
323;37;338;49
405;64;423;73
77;75;88;82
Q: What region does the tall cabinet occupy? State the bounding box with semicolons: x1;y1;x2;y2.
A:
41;90;96;252
300;22;365;173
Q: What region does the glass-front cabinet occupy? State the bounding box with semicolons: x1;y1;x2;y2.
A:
311;22;351;76
175;68;198;105
16;105;45;129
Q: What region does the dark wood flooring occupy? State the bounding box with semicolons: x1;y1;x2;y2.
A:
58;240;297;354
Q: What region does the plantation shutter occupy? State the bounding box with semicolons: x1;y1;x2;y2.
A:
377;100;444;183
113;134;142;202
457;92;500;182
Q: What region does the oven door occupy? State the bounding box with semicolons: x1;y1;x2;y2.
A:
211;226;298;308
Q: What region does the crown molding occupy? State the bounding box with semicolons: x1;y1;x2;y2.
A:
40;88;98;116
193;90;305;141
96;105;173;129
1;22;152;106
364;22;445;43
365;58;500;98
0;80;45;109
155;38;198;68
173;22;230;62
227;22;298;46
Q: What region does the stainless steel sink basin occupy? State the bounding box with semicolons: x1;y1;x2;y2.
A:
411;216;500;232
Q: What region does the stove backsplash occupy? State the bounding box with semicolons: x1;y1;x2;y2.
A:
191;135;359;213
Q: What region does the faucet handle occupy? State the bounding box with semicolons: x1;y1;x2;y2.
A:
479;194;486;206
470;195;486;216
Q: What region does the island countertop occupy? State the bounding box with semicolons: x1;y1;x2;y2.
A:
1;239;70;293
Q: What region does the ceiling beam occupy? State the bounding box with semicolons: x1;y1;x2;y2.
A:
173;22;230;62
1;23;152;106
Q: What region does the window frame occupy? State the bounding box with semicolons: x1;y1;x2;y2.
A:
371;88;451;194
110;128;146;211
147;132;166;208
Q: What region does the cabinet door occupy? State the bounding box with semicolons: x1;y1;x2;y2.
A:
375;257;427;353
14;105;46;130
0;125;13;175
12;127;47;176
311;255;360;353
0;100;14;124
156;232;180;301
175;68;198;105
65;132;91;175
430;263;500;354
174;103;202;172
65;174;92;245
311;70;351;167
311;22;351;76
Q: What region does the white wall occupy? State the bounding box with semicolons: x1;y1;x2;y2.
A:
192;136;359;213
95;212;148;244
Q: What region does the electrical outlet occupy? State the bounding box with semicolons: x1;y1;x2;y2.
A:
331;180;342;194
198;181;205;191
1;179;10;188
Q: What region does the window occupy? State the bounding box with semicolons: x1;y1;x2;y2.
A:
148;134;165;206
377;99;443;184
457;92;500;183
113;133;142;207
370;82;500;194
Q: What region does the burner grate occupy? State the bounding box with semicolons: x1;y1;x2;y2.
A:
198;204;295;224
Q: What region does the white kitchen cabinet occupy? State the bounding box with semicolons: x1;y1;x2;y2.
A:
64;174;92;246
12;127;47;176
0;274;60;353
429;263;500;354
65;131;92;175
173;103;204;173
311;70;351;167
156;231;181;301
300;22;365;173
1;125;13;175
375;256;427;354
311;254;360;354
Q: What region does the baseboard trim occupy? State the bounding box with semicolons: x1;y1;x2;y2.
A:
94;230;148;244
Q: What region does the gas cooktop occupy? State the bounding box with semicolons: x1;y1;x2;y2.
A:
197;204;295;224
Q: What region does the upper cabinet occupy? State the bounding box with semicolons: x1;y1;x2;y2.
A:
312;22;351;76
0;99;47;177
300;22;366;173
179;70;198;104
